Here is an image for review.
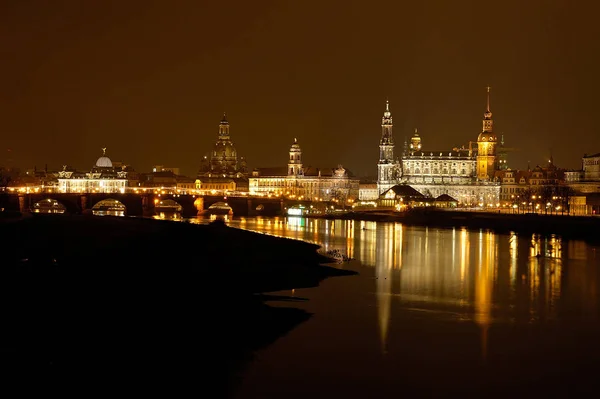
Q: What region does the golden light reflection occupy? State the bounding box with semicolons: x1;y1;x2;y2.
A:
509;232;517;288
394;223;403;270
195;216;600;357
358;222;377;266
346;220;355;260
460;229;469;292
376;225;393;354
474;231;496;361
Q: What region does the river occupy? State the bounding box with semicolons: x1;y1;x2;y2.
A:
187;216;600;397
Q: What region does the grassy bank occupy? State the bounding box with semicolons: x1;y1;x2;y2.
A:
0;214;355;394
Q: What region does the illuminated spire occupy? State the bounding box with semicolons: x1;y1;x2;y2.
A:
102;147;107;156
221;112;228;124
483;86;493;120
380;98;394;147
383;99;391;120
481;86;494;133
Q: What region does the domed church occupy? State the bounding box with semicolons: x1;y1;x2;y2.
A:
198;113;248;178
197;113;249;192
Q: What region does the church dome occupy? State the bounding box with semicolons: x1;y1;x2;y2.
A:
477;132;497;142
214;140;237;158
95;148;113;168
290;138;301;151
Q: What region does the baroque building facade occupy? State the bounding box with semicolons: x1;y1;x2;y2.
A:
377;88;501;206
57;149;133;193
249;138;359;201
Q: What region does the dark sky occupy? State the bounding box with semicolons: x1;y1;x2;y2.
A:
1;0;599;177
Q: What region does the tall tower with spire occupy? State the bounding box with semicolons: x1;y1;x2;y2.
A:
377;100;399;194
476;87;498;180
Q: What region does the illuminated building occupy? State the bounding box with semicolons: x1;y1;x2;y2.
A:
138;170;195;193
197;113;249;191
377;100;400;195
380;88;501;206
560;152;600;214
195;178;237;192
57;148;132;193
497;169;532;203
583;153;600;180
359;182;378;200
496;159;578;213
565;152;600;194
249;138;360;201
199;113;248;178
378;185;427;209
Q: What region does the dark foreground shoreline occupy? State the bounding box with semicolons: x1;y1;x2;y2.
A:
315;209;600;241
0;214;355;395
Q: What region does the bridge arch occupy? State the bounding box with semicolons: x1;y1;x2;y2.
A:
154;198;183;219
32;198;67;214
92;198;126;216
204;201;233;215
155;198;183;212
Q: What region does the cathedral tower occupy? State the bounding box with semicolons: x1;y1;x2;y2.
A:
377;100;398;194
288;138;303;176
477;87;497;180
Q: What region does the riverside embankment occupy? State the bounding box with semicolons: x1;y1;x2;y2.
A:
316;209;600;241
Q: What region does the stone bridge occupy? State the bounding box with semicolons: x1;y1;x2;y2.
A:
0;193;287;217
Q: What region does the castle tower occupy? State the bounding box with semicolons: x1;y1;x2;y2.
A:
476;87;497;180
377;100;398;194
288;138;303;176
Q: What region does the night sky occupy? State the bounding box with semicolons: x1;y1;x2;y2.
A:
1;0;599;177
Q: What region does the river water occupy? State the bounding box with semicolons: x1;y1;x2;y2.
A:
189;216;600;397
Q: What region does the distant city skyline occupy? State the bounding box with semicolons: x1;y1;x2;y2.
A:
1;1;598;176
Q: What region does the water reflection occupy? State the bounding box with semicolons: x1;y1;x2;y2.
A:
206;217;600;362
153;211;182;220
92;198;126;217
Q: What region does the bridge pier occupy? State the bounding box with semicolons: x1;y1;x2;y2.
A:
18;194;27;213
195;197;204;215
142;194;155;217
247;198;256;216
80;194;89;213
